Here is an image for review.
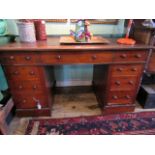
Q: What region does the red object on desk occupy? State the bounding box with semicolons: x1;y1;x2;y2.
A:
117;19;136;45
34;20;47;41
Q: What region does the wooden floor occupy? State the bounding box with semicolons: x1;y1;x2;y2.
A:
7;91;155;135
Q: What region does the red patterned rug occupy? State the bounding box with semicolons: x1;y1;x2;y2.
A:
25;111;155;135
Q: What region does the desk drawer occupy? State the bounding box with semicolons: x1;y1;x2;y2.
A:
4;66;42;81
110;76;138;91
114;51;148;62
40;51;113;64
107;91;134;105
0;53;39;65
110;64;144;76
12;93;48;109
9;80;45;93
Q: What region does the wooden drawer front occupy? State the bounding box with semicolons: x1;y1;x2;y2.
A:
107;91;134;105
4;66;42;81
0;53;39;65
9;81;45;93
114;51;147;62
40;51;113;64
110;64;144;76
110;76;138;91
12;93;48;109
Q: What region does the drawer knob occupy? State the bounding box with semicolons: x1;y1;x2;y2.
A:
120;54;127;59
18;85;23;89
23;99;27;103
112;95;118;100
56;55;61;60
128;80;134;85
135;54;142;58
9;56;15;60
33;85;37;90
115;81;121;85
29;71;35;75
25;56;31;60
125;95;131;99
92;55;97;60
13;71;19;75
117;67;123;72
131;67;137;71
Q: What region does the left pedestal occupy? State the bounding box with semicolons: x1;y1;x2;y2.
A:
1;52;54;117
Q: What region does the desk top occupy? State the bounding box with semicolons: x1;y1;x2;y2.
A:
0;36;152;52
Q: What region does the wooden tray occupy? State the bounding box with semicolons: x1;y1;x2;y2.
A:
60;36;110;45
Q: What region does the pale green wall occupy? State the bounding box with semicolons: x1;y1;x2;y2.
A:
45;20;125;37
7;19;125;37
4;19;125;87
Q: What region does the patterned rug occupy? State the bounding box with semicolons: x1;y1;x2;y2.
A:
25;111;155;135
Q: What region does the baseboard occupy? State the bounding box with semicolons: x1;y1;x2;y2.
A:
55;86;93;94
56;80;92;87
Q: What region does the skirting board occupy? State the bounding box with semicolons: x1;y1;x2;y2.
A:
56;80;92;87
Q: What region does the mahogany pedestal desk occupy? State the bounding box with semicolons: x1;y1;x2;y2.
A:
0;37;151;117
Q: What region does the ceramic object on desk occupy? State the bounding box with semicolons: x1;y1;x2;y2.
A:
0;19;7;36
0;19;16;44
34;20;47;41
70;19;93;42
17;21;36;43
0;35;16;46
